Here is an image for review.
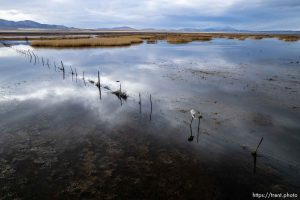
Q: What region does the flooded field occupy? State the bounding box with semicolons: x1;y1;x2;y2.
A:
0;38;300;199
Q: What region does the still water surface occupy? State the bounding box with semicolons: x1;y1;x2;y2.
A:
0;39;299;199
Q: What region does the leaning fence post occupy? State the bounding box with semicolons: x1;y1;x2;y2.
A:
139;92;141;113
150;94;152;121
83;71;86;86
47;58;50;68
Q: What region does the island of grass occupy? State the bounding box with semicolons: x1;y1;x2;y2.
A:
31;36;143;47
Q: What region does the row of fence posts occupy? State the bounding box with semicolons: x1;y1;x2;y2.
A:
6;44;153;121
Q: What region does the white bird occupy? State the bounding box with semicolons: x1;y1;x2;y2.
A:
188;109;203;142
190;109;203;119
190;109;203;127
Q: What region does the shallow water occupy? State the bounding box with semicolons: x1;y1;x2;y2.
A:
0;39;300;199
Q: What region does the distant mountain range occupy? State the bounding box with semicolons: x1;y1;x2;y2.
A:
95;26;137;31
1;19;299;34
0;19;138;31
0;19;70;30
95;27;244;32
0;19;248;32
178;27;244;32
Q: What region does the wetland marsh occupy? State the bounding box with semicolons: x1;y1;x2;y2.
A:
0;35;300;199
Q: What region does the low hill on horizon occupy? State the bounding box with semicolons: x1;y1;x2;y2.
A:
0;19;70;30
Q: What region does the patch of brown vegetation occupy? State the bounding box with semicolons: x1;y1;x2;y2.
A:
248;35;264;40
276;35;300;42
166;34;212;44
146;38;158;44
31;36;143;47
166;36;193;44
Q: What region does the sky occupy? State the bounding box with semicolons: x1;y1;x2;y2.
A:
0;0;299;30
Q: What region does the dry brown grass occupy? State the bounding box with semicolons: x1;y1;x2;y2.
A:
166;34;212;44
3;32;297;48
211;33;277;41
128;35;155;40
191;35;213;41
276;35;300;42
248;35;264;40
237;36;247;40
31;36;143;47
146;38;158;44
166;36;193;44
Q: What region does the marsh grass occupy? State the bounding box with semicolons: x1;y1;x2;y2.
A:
248;35;265;40
31;36;143;47
146;38;158;44
166;34;212;44
6;32;298;48
167;36;193;44
277;35;300;42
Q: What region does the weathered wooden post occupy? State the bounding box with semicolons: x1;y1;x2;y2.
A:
70;66;74;81
32;51;37;65
252;137;263;174
139;92;141;113
53;61;57;71
97;70;101;99
28;50;32;63
83;71;86;86
252;137;263;157
61;61;65;80
47;59;50;68
75;68;77;82
150;94;152;121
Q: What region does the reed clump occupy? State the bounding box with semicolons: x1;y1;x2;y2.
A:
237;36;247;40
31;36;143;47
166;34;212;44
249;35;264;40
191;35;213;41
146;38;158;44
130;35;155;40
277;35;300;42
167;36;193;44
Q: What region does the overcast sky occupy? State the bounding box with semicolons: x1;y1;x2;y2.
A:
0;0;299;30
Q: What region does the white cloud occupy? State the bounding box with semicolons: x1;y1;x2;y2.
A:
0;9;39;21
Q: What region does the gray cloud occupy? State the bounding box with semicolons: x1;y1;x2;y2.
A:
0;0;299;30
